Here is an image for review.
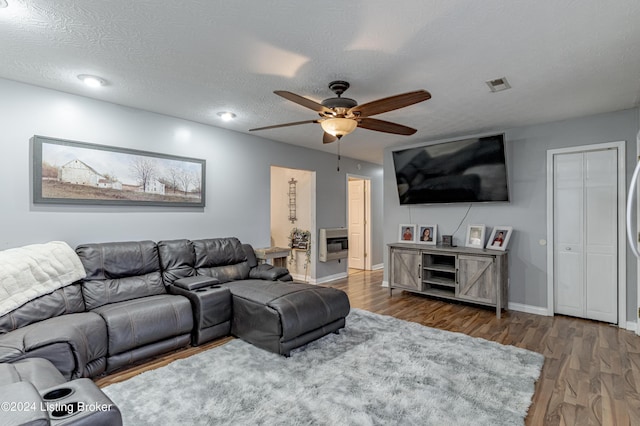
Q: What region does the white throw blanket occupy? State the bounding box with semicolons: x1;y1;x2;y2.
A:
0;241;86;317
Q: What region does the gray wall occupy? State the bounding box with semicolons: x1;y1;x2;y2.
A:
383;108;639;321
0;78;384;281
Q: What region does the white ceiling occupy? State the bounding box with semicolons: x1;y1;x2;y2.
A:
1;0;639;164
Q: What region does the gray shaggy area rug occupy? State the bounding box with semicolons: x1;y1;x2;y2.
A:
102;308;544;425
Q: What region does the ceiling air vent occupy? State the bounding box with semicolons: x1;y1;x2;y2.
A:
486;77;511;93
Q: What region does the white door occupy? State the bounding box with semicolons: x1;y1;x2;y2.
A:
348;178;366;270
554;149;618;323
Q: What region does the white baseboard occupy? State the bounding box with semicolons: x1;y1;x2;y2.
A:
313;272;348;285
381;280;389;288
625;321;637;332
290;273;313;284
371;263;384;271
507;302;551;316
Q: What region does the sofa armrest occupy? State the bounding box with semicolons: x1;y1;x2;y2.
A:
249;264;291;281
22;313;107;379
173;276;220;291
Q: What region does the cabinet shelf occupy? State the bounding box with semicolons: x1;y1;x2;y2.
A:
424;264;455;273
421;287;459;300
423;277;456;287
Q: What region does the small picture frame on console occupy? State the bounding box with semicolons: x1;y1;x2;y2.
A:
417;224;437;245
399;224;417;242
486;226;513;251
465;224;486;248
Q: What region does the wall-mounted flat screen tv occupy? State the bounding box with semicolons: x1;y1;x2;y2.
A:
392;134;509;205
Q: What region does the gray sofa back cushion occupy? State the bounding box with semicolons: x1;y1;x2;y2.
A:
76;241;165;310
0;284;85;334
157;239;196;285
192;238;250;282
243;244;259;268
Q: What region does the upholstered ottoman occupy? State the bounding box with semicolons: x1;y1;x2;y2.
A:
223;280;350;356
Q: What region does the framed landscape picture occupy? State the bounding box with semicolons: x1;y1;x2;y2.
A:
417;224;437;245
32;135;206;207
486;226;513;251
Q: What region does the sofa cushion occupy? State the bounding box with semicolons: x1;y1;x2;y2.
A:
76;241;166;310
192;238;251;282
241;243;292;281
243;244;259;268
249;264;293;281
0;335;26;363
92;295;193;356
0;358;66;390
157;239;196;284
0;284;85;334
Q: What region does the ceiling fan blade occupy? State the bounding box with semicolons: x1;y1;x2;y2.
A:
357;118;417;135
249;120;319;132
323;132;338;144
349;90;431;118
274;91;334;115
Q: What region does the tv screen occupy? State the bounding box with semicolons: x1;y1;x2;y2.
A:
392;134;509;205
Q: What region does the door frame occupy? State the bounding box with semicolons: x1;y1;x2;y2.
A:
270;165;317;282
636;132;640;335
546;141;626;327
346;174;372;270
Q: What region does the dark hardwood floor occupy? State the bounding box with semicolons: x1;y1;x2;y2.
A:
95;269;640;425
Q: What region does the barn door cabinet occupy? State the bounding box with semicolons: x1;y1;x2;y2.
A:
388;243;508;318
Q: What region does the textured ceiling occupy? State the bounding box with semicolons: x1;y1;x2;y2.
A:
1;0;639;164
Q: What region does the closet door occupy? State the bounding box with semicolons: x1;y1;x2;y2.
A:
554;152;584;318
553;149;617;323
583;150;617;322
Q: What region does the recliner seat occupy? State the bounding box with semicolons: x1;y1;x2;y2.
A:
75;240;193;373
0;284;107;380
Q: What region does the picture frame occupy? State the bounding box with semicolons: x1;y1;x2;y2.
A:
417;224;437;245
465;224;486;248
399;224;417;242
32;135;206;207
486;226;513;251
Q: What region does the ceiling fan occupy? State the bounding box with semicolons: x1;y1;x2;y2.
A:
249;81;431;144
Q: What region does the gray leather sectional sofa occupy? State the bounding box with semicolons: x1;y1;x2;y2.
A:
0;237;350;425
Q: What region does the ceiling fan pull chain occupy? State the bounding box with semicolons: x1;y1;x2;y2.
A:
337;139;341;172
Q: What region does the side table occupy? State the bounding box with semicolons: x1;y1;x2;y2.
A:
254;247;291;268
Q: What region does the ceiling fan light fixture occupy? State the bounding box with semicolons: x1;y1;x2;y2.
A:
320;117;357;138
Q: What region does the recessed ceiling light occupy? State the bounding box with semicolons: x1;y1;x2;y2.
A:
0;1;8;9
77;74;107;88
217;111;236;121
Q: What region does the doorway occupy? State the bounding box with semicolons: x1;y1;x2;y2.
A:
546;142;626;326
347;175;371;273
270;166;316;282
